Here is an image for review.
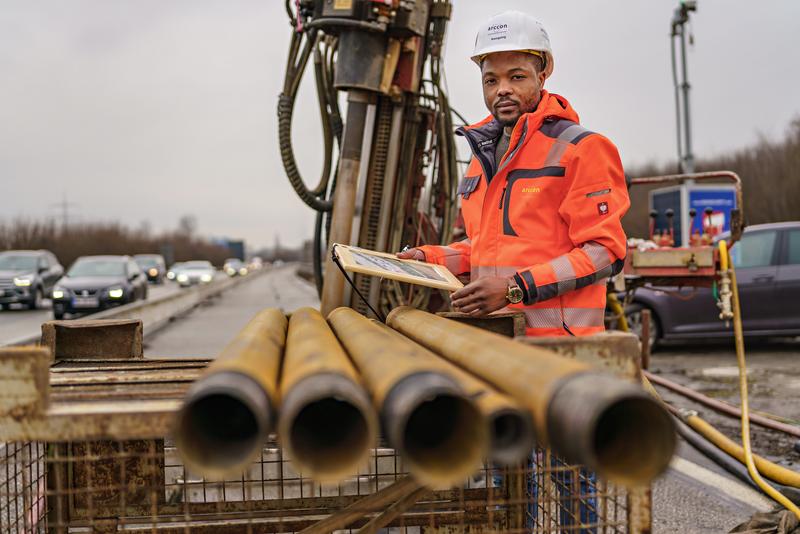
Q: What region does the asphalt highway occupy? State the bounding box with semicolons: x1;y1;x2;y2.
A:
0;283;178;346
145;264;319;357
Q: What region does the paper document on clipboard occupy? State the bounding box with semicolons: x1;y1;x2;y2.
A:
332;244;463;291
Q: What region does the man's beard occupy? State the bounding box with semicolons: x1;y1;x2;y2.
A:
492;96;539;127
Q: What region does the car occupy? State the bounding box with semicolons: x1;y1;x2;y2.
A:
134;254;167;284
166;262;185;281
51;255;148;319
176;260;216;287
0;249;63;310
626;222;800;349
223;258;247;277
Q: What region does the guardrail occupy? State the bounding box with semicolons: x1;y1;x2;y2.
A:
3;269;268;347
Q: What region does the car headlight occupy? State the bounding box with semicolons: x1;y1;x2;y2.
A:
177;273;189;283
13;276;33;287
52;288;65;299
107;287;124;299
239;268;248;276
200;274;213;282
167;271;175;280
148;268;158;277
226;268;236;275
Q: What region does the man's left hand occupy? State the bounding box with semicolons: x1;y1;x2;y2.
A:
450;276;510;317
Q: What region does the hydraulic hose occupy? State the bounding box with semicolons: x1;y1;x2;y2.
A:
673;417;800;505
722;239;800;518
278;28;335;212
642;377;800;503
644;371;800;439
680;411;800;488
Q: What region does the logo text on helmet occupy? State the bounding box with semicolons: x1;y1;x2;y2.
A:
488;24;508;31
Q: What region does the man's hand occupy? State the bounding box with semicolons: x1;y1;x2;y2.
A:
450;276;510;317
396;248;426;261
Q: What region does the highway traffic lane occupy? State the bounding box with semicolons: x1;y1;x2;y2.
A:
145;265;319;358
0;283;180;346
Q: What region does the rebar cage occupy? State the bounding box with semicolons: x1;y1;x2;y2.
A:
1;438;644;533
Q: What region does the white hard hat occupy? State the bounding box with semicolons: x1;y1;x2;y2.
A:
471;11;554;79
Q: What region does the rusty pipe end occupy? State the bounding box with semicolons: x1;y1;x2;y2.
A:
547;373;676;486
383;372;487;489
278;372;377;483
488;408;535;466
175;371;272;478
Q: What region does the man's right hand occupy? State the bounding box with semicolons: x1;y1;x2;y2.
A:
396;248;426;261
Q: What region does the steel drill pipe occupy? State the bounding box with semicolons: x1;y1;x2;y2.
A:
386;307;676;486
376;321;534;465
278;307;378;483
175;308;287;478
327;307;488;488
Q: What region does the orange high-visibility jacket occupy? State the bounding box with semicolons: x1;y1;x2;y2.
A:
419;91;630;336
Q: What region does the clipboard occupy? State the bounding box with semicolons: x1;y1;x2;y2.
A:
332;244;463;292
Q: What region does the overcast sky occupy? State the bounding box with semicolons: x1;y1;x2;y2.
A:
2;1;799;249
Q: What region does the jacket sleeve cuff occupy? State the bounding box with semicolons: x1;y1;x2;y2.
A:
514;272;537;305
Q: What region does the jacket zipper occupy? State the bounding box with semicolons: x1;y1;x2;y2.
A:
498;186;507;209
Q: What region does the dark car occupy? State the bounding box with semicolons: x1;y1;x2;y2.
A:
627;222;800;348
51;255;148;319
134;254;167;284
0;250;63;310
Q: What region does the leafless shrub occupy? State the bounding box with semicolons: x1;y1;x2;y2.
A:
624;117;800;238
0;219;232;268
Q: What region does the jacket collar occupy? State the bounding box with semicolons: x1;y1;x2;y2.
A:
456;91;580;179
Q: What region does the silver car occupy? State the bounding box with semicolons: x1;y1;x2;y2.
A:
175;261;216;287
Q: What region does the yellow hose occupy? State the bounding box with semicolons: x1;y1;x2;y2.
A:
642;375;800;488
684;414;800;488
723;239;800;517
606;292;629;332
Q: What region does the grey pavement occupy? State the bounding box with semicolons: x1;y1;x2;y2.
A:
144;265;319;358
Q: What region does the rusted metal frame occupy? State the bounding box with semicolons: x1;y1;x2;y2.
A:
49;387;191;403
355;485;431;534
299;477;437;534
58;440;165;522
46;443;69;533
0;401;179;442
57;486;490;523
626;486;653;534
436;311;527;338
641;309;652;371
58;509;491;534
50;360;209;372
41;319;144;361
49;370;202;386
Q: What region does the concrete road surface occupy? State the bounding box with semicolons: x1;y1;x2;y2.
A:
145;265;319;357
0;283;178;345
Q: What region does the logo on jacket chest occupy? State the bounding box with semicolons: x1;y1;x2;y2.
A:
521;186;541;194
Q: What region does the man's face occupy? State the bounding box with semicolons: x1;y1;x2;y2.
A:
481;51;546;127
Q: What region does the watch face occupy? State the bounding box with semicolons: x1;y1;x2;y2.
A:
508;286;524;304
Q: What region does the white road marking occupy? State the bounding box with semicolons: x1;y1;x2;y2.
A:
670;456;773;511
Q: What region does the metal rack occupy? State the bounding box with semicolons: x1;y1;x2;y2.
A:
0;319;650;533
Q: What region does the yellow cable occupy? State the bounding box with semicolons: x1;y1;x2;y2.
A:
684;414;800;488
606;292;629;332
723;240;800;518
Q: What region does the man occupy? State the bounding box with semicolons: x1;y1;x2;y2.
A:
399;11;629;338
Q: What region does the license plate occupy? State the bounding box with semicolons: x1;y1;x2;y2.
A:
73;297;99;308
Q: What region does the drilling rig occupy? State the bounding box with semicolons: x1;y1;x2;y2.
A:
278;0;459;317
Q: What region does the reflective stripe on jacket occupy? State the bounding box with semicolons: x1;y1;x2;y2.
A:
420;91;630;337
